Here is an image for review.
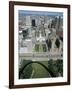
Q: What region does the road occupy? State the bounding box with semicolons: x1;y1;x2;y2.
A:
19;52;63;61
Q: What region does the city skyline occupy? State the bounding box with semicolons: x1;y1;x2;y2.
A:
19;10;63;17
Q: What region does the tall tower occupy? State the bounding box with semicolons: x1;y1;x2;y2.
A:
26;16;31;27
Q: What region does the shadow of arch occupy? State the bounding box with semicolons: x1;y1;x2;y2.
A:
19;61;55;78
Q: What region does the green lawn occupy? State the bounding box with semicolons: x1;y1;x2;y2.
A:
34;44;47;52
31;61;51;78
19;59;63;79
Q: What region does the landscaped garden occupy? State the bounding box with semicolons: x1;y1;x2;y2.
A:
34;43;47;52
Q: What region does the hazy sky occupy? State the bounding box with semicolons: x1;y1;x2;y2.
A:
19;10;63;17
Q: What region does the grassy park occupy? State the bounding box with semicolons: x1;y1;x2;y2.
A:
19;59;63;79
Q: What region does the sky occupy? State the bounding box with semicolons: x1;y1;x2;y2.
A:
19;10;63;17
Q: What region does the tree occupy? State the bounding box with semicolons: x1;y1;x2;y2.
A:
48;59;63;77
19;60;33;79
22;29;28;39
46;39;52;51
55;38;60;49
